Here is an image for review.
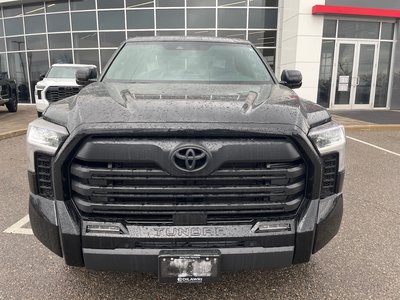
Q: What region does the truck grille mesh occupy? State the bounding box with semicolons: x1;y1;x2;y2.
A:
45;86;81;102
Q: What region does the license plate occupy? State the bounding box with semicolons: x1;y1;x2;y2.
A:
158;250;221;283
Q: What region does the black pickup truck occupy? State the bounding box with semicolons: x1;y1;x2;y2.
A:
26;37;345;283
0;72;17;112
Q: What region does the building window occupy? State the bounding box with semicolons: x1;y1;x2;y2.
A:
24;15;46;34
126;0;155;8
127;31;155;38
0;39;5;52
218;9;247;28
98;11;125;30
374;42;392;107
97;0;125;9
219;0;246;7
187;30;216;37
337;20;380;39
248;30;276;47
23;3;45;15
187;0;215;7
26;35;48;50
3;5;22;17
6;36;25;51
248;9;278;29
217;30;246;40
127;10;154;29
46;1;69;13
322;20;336;38
187;9;216;28
99;32;126;48
70;0;96;11
50;50;73;65
156;0;184;7
250;0;278;6
317;42;335;107
74;50;99;67
71;12;97;31
156;9;185;29
4;18;24;36
47;14;70;32
48;33;72;49
73;32;98;48
381;23;394;40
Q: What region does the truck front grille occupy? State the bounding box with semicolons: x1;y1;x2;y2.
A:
69;138;307;224
45;86;81;102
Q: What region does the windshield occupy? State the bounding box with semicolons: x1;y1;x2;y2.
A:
47;66;82;79
103;42;272;84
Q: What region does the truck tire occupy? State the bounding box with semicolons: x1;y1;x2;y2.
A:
5;94;17;112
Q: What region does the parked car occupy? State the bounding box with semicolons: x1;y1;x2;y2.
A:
27;37;345;283
0;72;18;112
35;64;97;117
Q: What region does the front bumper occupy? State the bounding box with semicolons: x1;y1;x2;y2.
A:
29;192;343;272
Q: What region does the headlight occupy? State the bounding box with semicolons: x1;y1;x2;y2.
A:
308;121;346;171
26;119;69;172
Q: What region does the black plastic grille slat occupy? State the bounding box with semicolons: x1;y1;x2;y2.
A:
320;154;338;198
71;180;304;196
45;86;81;102
35;153;53;198
74;195;302;212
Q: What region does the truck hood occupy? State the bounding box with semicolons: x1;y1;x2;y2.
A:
44;82;331;134
38;78;79;87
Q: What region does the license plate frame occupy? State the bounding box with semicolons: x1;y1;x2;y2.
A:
158;250;221;283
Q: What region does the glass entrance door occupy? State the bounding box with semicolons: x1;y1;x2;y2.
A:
331;41;378;109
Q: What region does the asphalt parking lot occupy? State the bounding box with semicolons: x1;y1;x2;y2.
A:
1;129;400;299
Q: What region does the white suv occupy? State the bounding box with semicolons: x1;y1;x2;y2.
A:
35;64;97;117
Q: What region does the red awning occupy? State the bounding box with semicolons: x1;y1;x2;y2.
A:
312;5;400;19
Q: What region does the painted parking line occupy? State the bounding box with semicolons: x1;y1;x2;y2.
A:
3;214;33;235
347;136;400;157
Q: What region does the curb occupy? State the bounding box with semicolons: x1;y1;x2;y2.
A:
0;129;27;141
344;124;400;131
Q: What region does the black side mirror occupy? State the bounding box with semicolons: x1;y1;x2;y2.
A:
280;70;302;89
39;73;46;80
76;67;97;86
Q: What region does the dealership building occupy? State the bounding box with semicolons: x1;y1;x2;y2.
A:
0;0;399;110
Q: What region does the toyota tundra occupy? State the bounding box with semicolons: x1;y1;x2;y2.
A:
27;37;345;283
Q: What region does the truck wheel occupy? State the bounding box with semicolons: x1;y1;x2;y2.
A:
5;94;17;113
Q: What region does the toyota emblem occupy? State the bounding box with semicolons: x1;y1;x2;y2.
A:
172;146;209;172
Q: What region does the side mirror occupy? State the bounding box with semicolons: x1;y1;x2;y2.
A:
280;70;302;89
39;73;46;80
76;67;97;86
